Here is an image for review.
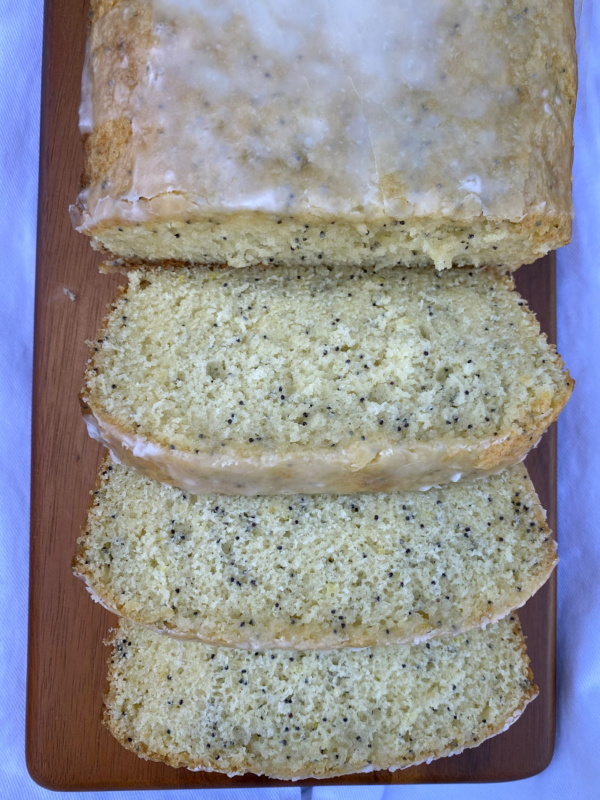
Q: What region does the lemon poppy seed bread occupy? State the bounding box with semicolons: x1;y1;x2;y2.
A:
82;265;572;495
103;616;537;780
70;0;575;270
75;456;556;649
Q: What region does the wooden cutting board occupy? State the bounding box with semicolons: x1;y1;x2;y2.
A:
26;0;558;789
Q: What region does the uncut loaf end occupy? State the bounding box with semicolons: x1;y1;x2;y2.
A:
75;456;556;650
71;0;575;270
82;265;573;495
103;616;537;780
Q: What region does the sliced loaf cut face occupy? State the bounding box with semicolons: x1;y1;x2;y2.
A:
82;265;573;495
104;616;537;780
75;456;556;650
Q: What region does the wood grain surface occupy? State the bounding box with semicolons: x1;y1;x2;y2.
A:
26;0;558;790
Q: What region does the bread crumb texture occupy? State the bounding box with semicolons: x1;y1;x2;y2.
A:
83;265;572;493
86;215;569;273
103;616;537;779
72;0;575;269
76;458;555;649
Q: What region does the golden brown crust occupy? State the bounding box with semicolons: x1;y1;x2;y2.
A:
90;0;122;22
82;119;132;192
82;0;152;192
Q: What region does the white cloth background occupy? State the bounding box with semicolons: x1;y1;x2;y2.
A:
0;1;598;798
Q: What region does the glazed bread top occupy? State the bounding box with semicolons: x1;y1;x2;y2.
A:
71;0;575;269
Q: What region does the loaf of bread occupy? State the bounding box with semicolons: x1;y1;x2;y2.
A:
103;616;537;779
70;0;575;270
82;265;572;495
75;456;555;650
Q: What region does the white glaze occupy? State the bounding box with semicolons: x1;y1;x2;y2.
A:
83;411;104;443
73;0;573;232
78;38;93;134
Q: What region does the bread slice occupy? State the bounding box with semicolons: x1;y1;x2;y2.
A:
82;265;572;495
70;1;575;270
103;616;537;780
75;456;556;650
